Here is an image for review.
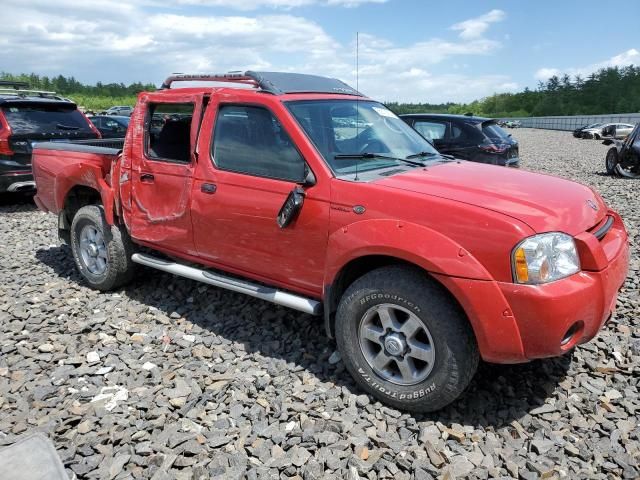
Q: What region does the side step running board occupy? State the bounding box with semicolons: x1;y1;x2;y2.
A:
131;253;322;316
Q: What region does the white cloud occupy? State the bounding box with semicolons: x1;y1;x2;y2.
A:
451;9;505;40
0;1;509;103
166;0;387;9
535;48;640;81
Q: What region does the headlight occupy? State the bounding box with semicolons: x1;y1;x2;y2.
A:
512;232;580;284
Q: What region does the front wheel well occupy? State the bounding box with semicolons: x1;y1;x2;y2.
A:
324;255;464;338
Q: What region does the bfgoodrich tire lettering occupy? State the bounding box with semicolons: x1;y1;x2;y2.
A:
70;205;135;291
335;265;479;412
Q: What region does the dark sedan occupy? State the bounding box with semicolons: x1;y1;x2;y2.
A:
400;114;519;167
89;115;129;138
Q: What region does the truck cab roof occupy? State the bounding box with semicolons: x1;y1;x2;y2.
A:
159;71;364;98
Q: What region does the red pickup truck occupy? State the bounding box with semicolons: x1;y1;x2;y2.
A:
32;71;630;412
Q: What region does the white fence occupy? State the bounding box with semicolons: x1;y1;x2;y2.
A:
504;113;640;131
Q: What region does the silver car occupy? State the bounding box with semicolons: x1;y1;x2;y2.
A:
582;122;634;139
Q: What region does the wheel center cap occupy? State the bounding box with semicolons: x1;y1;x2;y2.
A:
384;333;406;356
87;244;99;257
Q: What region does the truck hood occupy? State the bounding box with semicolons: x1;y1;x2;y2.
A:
376;161;606;235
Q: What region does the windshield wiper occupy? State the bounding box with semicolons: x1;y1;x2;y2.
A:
334;152;425;167
406;151;456;161
56;123;80;130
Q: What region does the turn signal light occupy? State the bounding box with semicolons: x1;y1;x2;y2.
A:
514;247;529;283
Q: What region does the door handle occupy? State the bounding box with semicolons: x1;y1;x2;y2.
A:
201;183;217;194
140;173;154;183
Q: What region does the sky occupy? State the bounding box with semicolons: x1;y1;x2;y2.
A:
1;0;639;104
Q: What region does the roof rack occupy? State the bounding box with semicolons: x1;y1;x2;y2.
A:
0;80;30;89
160;71;363;97
0;88;68;101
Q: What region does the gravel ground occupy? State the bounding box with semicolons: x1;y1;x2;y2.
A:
0;128;638;480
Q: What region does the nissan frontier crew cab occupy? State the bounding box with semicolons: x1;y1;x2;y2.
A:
31;72;630;412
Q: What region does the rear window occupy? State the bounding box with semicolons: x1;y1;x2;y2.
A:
481;122;510;142
2;104;93;135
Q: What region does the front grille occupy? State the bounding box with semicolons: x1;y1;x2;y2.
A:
590;215;614;241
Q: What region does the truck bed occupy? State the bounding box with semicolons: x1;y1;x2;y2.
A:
32;139;122;214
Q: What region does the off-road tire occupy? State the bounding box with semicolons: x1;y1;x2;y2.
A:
335;265;479;412
70;205;135;291
605;147;619;175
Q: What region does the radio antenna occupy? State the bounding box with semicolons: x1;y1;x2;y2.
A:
355;31;360;181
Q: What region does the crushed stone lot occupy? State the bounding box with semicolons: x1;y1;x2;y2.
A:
0;128;639;479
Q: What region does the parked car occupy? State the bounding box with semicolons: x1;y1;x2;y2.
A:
31;71;629;412
400;113;519;167
582;122;634;140
600;123;635;139
503;120;521;128
0;81;100;193
89;115;129;138
573;123;602;138
104;106;133;117
604;123;640;178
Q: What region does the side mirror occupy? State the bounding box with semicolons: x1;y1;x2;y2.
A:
277;187;305;229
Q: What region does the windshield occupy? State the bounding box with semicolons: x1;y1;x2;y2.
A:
286;100;439;175
2;104;92;135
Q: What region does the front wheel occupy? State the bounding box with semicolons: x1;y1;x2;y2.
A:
335;266;479;412
70;205;135;291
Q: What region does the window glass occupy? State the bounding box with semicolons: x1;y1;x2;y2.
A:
213;105;305;181
146;103;193;163
287;100;439;175
481;122;511;142
2;105;93;135
414;121;447;141
452;123;483;145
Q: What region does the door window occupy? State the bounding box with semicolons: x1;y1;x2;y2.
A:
145;103;194;163
413;121;447;141
212;105;305;182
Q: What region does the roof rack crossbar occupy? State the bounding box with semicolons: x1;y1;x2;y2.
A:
160;73;259;90
0;88;66;100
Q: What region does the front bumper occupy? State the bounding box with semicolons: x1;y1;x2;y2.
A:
434;214;630;363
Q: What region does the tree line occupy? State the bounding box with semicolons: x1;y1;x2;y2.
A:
389;65;640;118
2;65;640;117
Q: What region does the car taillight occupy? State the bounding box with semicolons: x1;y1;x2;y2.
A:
0;135;13;156
479;143;508;154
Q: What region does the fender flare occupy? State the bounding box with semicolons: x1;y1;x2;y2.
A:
324;219;493;287
55;163;116;225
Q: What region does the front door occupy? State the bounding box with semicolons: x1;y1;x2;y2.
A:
129;92;203;254
191;102;329;296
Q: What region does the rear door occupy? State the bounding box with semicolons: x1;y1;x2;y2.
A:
446;122;484;160
129;92;204;253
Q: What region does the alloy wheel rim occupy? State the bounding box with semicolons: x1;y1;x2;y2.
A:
79;225;108;275
358;303;435;386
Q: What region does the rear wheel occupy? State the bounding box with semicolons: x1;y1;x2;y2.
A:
70;205;135;291
335;265;479;412
605;148;619;175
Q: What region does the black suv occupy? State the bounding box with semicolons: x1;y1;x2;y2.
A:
0;81;99;193
400;114;519;167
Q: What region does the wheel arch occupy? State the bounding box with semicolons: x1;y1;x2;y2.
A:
324;254;471;340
